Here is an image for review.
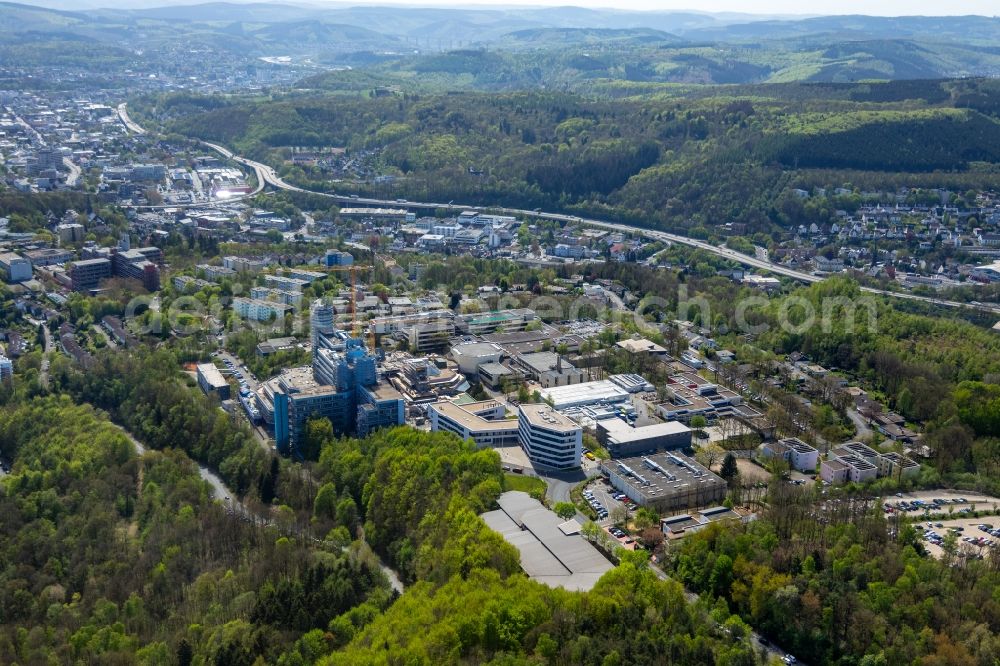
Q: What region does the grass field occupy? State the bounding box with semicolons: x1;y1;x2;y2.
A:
503;473;547;496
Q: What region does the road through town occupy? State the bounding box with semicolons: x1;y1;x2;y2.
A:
115;104;1000;316
197;136;1000;317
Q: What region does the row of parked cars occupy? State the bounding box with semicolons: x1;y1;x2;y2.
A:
968;524;1000;548
582;490;608;520
218;354;261;423
607;526;634;546
888;496;971;513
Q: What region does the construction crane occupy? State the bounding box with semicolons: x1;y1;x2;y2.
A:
313;264;376;351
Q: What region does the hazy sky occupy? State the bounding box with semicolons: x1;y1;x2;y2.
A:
30;0;1000;16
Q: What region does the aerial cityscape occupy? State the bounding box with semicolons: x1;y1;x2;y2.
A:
3;1;1000;664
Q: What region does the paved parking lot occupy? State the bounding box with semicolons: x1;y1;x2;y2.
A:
882;490;1000;560
884;490;1000;517
604;525;638;550
914;515;1000;559
495;444;534;472
584;478;631;525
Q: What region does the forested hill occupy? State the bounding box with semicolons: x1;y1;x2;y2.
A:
7;2;1000;82
145;77;1000;236
0;386;757;663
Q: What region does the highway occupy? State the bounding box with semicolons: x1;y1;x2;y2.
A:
124;105;1000;316
208;146;1000;316
63;156;82;186
117;103;147;135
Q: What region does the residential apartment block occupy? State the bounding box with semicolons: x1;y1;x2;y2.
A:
760;437;819;472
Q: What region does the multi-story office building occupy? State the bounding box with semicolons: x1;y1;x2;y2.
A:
760;437;819;472
596;419;691;459
324;250;354;267
196;363;230;401
428;400;519;449
27;148;62;176
56;223;85;244
24;248;72;266
602;452;727;512
518;404;582;470
310;299;335;349
879;452;921;481
356;383;405;437
259;339;402;455
370;310;455;353
820;442;919;484
456;308;537;336
112;248;162;292
129;164;166;181
69;258;112;292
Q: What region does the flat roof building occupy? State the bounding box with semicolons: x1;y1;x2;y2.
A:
264;274;309;292
232;297;293;322
196;363;230;401
601;451;727;512
760;437;819;472
539;380;631;410
456;308;536;335
428;399;519;449
518;404;582;470
69;257;111;292
481;491;613;591
24;248;73;266
512;351;585;388
819;442;919;485
616;338;668;357
451;342;504;375
0;252;31;283
597;418;691;458
879;451;920;481
0;354;12;384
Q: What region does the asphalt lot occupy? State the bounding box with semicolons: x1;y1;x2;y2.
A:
884;490;1000;517
915;515;1000;559
883;491;1000;559
584;477;631;525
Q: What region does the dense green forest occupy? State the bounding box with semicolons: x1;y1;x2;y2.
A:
0;387;758;664
138;77;1000;236
668;488;1000;665
0;397;394;663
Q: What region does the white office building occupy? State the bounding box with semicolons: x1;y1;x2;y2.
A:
428;400;519;448
518;404;582;470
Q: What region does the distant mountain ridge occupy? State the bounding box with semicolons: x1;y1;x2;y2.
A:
4;1;1000;82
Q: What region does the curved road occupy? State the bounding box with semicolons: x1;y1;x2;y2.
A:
122;103;1000;317
117;106;264;207
117;103;147;135
209;147;1000;316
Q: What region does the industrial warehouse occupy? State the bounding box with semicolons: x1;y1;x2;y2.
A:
600;451;727;511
